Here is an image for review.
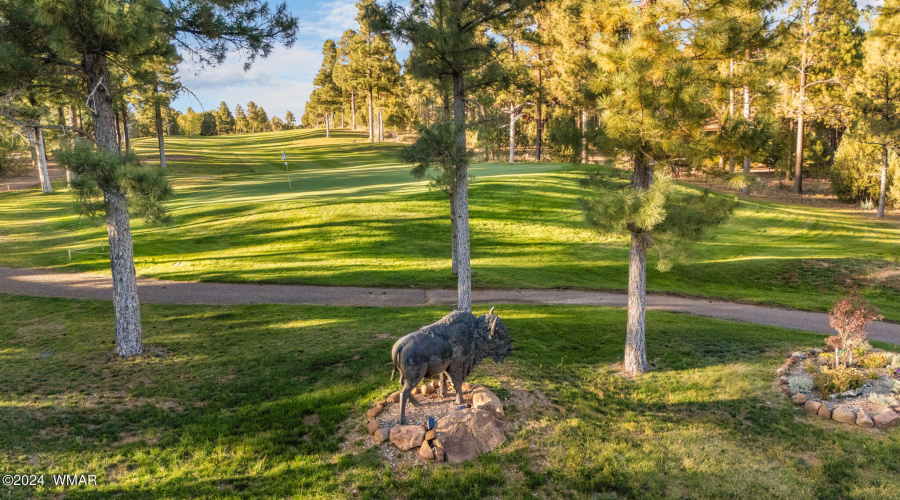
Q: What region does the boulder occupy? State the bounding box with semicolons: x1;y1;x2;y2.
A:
857;412;874;428
390;425;426;451
367;404;384;419
804;400;822;415
373;427;390;443
471;385;505;420
817;406;832;420
423;384;436;396
462;382;474;392
418;441;434;460
779;376;789;385
433;409;505;464
791;394;807;405
389;392;401;403
832;407;856;425
873;411;899;429
434;447;445;462
424;429;436;441
366;419;381;435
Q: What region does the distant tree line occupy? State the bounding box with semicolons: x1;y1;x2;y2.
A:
130;101;297;137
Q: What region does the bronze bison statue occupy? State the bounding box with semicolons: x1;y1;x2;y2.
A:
390;308;512;424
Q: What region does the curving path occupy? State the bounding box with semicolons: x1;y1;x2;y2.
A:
1;266;899;345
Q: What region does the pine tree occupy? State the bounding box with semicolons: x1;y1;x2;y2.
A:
0;0;297;356
780;0;862;193
285;111;296;129
848;0;900;217
385;0;538;312
215;102;236;134
235;104;249;133
246;101;261;132
581;0;738;375
310;40;344;138
334;1;402;143
543;0;598;164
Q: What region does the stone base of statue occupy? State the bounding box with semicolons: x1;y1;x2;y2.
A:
362;381;506;463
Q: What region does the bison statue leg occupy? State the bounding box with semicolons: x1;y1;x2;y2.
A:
399;379;422;425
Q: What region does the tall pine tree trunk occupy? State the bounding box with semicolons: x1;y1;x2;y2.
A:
115;111;122;152
65;107;77;187
877;78;890;218
536;65;543;162
625;152;651;375
368;85;374;142
122;109;130;152
794;4;809;195
878;144;888;218
509;103;516;163
728;58;735;173
378;110;384;142
155;103;167;169
325;113;330;137
83;51;143;357
580;109;588;163
25;127;52;193
452;72;471;313
742;58;751;195
351;90;356;130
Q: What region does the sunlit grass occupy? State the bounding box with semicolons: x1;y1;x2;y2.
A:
0;128;898;319
0;294;897;498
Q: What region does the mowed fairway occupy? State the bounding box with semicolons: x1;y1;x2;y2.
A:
0;128;898;319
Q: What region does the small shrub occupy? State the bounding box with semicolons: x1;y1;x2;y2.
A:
819;352;835;367
855;342;873;356
788;375;814;393
888;353;900;370
868;393;899;408
804;359;817;374
860;352;890;369
827;295;882;366
892;380;900;394
860;199;875;211
813;367;866;394
831;130;900;205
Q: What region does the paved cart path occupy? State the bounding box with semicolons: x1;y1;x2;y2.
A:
1;266;898;345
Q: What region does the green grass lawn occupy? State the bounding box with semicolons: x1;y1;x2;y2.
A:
0;128;898;319
1;294;898;498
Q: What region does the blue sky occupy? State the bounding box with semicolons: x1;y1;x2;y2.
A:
172;0;363;120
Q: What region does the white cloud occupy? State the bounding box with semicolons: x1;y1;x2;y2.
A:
171;0;361;119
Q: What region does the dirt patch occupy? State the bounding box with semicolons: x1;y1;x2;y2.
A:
1;167;66;192
872;265;900;285
800;451;821;467
112;431;158;447
304;413;320;426
375;386;472;428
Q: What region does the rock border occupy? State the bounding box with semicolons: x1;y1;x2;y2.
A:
777;350;900;430
362;382;506;463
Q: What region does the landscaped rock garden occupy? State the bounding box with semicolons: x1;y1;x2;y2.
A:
778;295;900;429
362;380;506;463
778;348;900;429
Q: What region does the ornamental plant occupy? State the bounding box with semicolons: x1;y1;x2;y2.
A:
826;294;882;366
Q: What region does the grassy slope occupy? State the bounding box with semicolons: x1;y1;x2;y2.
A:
0;128;897;319
0;294;898;499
